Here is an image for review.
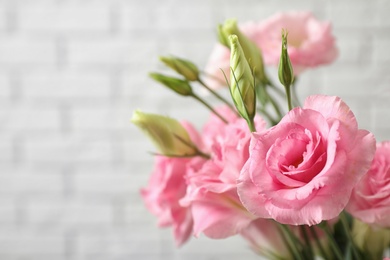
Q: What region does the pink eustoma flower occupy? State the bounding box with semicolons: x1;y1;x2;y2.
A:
254;11;338;75
181;106;267;238
204;11;337;89
347;141;390;227
238;95;376;226
141;156;194;246
141;122;204;246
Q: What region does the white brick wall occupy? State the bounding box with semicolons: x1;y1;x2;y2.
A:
0;1;389;259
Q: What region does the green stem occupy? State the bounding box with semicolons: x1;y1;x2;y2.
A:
340;212;362;260
278;224;304;260
309;227;330;260
200;70;227;85
192;93;228;124
194;149;211;159
198;78;238;114
268;80;286;98
246;118;256;132
172;134;211;159
261;84;284;120
258;108;278;126
285;85;293;111
264;92;283;122
300;226;314;260
322;223;344;260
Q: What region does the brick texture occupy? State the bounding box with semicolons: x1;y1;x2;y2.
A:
0;0;389;259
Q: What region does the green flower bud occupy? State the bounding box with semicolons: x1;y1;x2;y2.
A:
159;56;199;81
278;29;294;88
150;73;193;96
229;35;256;122
131;110;197;156
221;19;268;84
352;219;390;260
217;24;229;47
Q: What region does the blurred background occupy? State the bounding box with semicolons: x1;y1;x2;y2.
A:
0;0;389;259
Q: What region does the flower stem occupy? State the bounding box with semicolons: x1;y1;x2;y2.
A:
191;93;228;124
195;149;211;159
340;212;362;260
322;223;344;260
198;78;238;114
268;80;286;98
300;226;314;260
285;85;293;111
246;118;256;132
258;108;278;126
278;224;304;260
309;227;330;260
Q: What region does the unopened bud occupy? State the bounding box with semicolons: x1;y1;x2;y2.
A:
150;73;193;96
217;24;229;47
221;19;268;84
159;56;199;81
131;110;197;156
229;35;256;122
278;29;294;88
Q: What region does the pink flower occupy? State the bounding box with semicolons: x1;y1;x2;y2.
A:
347;141;390;227
181;106;267;238
237;95;376;225
254;11;338;75
204;11;337;89
141;156;194;246
141;122;204;246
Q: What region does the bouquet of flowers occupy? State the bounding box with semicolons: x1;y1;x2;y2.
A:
131;11;390;260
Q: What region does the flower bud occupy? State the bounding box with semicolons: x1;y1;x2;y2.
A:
131;110;197;156
278;29;294;88
217;24;229;47
221;19;268;84
150;73;193;96
159;56;200;81
229;35;256;121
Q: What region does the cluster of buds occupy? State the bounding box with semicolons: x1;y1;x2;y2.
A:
133;19;297;154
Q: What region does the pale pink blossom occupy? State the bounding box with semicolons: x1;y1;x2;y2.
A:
347;141;390;227
141;122;205;246
204;11;338;89
254;11;338;75
181;106;267;238
237;95;376;226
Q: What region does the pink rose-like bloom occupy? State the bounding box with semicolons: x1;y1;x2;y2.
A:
254;11;338;75
141;122;204;246
141;156;194;246
347;141;390;227
204;11;337;89
238;95;376;226
181;106;267;238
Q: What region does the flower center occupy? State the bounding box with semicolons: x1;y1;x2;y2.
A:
285;30;307;48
